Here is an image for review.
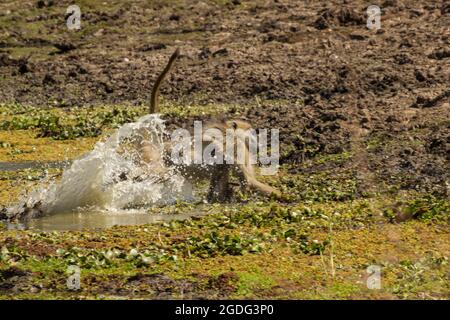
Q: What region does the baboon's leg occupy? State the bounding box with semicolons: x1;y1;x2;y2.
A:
230;133;281;198
207;165;231;202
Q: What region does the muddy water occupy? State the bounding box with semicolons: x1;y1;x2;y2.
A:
6;209;206;232
1;158;202;232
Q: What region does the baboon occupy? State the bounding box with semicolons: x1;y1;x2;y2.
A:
133;48;281;201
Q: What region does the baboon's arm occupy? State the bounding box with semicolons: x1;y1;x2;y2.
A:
150;48;180;114
238;162;282;197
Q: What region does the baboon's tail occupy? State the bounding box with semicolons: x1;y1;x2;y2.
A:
150;48;180;114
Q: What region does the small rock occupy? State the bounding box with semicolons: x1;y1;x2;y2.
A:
428;48;450;60
349;33;367;40
138;43;166;52
18;60;30;74
43;74;56;85
212;48;228;57
169;14;180;21
30;286;40;294
54;42;76;54
94;29;104;37
414;70;426;82
199;47;211;59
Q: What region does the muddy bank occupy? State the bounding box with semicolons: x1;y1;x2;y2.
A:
0;0;448;107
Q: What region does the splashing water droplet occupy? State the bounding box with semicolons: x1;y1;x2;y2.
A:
9;114;193;219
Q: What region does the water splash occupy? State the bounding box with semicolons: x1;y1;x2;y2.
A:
6;114;193;219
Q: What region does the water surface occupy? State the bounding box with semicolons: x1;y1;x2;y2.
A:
0;161;71;171
6;209;206;232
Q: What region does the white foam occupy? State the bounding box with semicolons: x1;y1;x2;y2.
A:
20;114;192;216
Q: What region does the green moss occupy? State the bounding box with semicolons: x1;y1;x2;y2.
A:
0;102;243;140
405;195;449;222
321;282;361;299
235;270;276;297
313;152;352;165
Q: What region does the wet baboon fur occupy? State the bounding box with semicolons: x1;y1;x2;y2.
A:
134;49;281;201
